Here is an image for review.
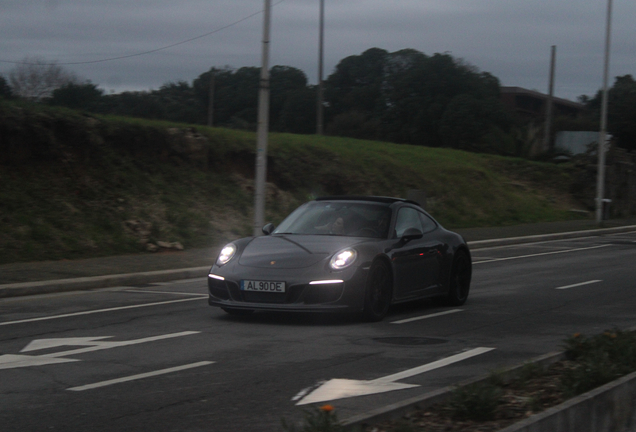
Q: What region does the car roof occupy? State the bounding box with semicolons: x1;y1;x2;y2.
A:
316;195;421;207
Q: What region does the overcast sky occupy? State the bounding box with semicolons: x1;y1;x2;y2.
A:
1;0;634;101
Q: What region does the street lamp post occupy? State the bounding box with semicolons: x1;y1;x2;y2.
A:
253;0;272;236
316;0;325;135
596;0;613;224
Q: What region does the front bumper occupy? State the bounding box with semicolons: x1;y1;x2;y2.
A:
207;264;369;313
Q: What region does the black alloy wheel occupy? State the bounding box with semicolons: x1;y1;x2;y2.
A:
445;250;471;306
362;260;392;321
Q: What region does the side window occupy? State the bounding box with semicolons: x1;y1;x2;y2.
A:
419;212;437;234
394;208;424;238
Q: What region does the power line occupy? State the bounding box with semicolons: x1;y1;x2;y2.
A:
0;1;285;67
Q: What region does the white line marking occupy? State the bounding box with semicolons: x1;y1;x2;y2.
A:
0;297;207;327
371;347;495;383
470;236;598;252
608;230;636;236
122;289;206;296
67;361;214;391
473;244;611;264
391;309;463;324
555;280;603;290
152;278;207;285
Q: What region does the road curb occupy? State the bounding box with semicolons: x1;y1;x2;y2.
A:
0;266;210;298
467;225;636;249
498;370;636;432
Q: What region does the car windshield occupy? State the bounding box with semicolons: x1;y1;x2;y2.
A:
273;201;392;238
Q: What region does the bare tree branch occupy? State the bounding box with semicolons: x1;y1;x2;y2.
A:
9;57;79;101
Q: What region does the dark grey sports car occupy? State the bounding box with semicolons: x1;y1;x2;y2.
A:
208;196;471;321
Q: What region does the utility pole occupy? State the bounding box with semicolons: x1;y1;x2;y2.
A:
543;45;556;152
596;0;612;224
316;0;325;135
253;0;272;236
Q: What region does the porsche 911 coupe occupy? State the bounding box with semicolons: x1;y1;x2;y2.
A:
208;196;471;321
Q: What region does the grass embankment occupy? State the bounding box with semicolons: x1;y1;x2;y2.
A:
0;99;586;264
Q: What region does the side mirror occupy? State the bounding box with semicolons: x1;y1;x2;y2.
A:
262;223;275;235
401;228;423;241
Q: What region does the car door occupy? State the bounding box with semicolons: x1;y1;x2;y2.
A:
391;207;442;300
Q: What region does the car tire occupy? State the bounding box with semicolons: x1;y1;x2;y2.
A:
362;260;392;322
443;250;471;306
221;308;254;316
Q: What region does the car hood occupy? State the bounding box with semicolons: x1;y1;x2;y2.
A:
238;235;363;269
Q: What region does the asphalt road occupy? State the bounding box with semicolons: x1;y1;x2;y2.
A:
1;231;636;432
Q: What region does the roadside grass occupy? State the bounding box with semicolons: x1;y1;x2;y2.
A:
0;101;589;263
282;329;636;432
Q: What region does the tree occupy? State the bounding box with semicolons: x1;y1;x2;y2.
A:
277;86;317;134
585;75;636;151
323;48;509;149
193;67;260;129
150;81;205;124
325;48;388;119
0;76;12;99
606;75;636;151
193;65;314;132
8;57;79;101
50;82;104;111
269;65;310;131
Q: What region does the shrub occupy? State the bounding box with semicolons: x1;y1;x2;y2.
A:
561;329;636;396
447;381;503;421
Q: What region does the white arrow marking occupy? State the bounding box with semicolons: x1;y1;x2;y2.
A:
21;337;113;352
0;354;79;369
0;331;200;370
295;347;495;405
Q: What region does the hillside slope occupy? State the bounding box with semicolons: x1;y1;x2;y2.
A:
0;100;587;264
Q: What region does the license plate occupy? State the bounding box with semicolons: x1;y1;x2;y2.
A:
240;280;286;293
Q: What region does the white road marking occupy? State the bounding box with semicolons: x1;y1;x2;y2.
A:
67;361;214;391
371;347;495;383
21;337;113;352
555;280;603;290
0;354;79;368
151;278;208;285
122;289;206;296
391;309;463;324
295;347;495;405
473;244;611;264
0;297;207;327
608;230;636;236
0;332;200;370
470;236;598;252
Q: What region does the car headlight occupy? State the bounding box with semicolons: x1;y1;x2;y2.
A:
330;248;357;270
216;243;237;266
